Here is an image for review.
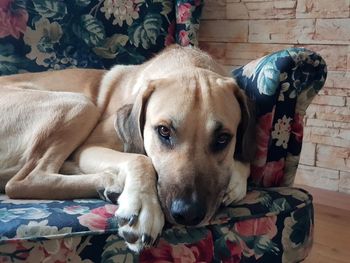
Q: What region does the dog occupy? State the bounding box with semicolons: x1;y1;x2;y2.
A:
0;45;255;252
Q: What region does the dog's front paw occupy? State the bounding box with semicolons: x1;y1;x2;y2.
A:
222;161;250;206
115;186;165;252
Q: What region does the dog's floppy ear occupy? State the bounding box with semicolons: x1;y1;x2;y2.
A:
115;83;156;154
232;80;256;163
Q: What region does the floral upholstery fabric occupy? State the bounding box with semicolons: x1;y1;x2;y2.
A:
0;0;203;75
0;187;313;262
233;48;327;188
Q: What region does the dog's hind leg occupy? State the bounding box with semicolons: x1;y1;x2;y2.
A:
4;95;102;199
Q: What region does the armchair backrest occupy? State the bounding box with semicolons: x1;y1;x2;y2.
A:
0;0;203;75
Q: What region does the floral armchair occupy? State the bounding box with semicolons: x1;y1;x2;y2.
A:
0;1;327;262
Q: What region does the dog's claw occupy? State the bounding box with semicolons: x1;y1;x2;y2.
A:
222;194;228;204
222;193;234;206
141;234;152;246
117;214;138;227
97;188;107;201
128;214;138;226
154;235;161;247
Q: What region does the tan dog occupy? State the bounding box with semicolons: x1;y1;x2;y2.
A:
0;45;255;252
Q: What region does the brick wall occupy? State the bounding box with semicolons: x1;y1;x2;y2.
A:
198;0;350;193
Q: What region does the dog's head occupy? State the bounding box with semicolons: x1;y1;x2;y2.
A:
115;69;255;226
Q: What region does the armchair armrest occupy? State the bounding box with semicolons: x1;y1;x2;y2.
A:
232;48;327;187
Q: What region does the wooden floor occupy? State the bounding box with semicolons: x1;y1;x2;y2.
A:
299;185;350;263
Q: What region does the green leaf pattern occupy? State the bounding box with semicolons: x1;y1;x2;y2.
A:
102;235;135;263
32;0;67;19
93;34;129;59
75;0;92;7
73;14;106;47
128;14;163;49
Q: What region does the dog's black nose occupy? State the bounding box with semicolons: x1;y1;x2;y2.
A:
170;198;206;226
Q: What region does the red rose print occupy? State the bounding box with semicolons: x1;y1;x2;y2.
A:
140;232;214;262
223;240;243;263
234;216;278;239
78;205;117;231
177;3;192;23
253;111;274;167
251;158;285;187
178;30;190;46
0;0;28;39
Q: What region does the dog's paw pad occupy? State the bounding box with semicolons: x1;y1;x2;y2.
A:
118;231;157;252
121;231;139;244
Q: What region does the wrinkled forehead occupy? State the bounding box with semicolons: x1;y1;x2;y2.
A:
145;73;242;131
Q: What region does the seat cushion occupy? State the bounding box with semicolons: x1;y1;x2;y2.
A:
0;187;313;262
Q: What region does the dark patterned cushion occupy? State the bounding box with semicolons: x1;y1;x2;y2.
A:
0;187;313;262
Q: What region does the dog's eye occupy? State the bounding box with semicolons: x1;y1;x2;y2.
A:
216;133;231;145
212;133;232;152
158;125;171;139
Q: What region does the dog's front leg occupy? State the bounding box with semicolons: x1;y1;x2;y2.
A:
222;160;250;206
74;146;164;252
